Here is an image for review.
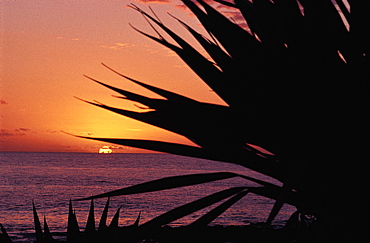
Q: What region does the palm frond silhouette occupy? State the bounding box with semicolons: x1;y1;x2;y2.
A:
74;0;369;242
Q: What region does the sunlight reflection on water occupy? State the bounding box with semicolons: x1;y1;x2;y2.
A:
0;152;296;242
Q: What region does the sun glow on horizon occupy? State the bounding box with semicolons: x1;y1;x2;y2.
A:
99;146;113;154
1;1;226;153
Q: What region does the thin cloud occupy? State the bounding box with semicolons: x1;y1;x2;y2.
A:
101;42;131;50
135;0;188;11
0;129;15;136
136;0;214;6
16;128;31;132
0;99;8;105
116;43;129;47
62;131;94;137
83;131;94;136
114;145;132;150
137;0;172;4
46;129;60;134
0;129;30;137
136;0;235;11
55;36;81;41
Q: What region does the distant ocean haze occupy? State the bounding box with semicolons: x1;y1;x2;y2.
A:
0;152;295;242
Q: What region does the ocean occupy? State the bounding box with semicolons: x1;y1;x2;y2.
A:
0;152;296;242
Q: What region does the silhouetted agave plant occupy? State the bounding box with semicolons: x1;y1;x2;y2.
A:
70;0;368;242
26;199;140;243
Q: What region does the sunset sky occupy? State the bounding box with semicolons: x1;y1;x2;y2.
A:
1;0;229;153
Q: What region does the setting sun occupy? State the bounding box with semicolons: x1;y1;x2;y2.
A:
98;146;113;153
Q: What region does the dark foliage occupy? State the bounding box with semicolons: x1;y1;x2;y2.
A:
7;1;364;242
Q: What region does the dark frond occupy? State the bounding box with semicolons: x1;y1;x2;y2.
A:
73;0;370;240
140;187;247;229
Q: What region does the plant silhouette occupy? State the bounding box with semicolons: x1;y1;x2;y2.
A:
72;0;369;242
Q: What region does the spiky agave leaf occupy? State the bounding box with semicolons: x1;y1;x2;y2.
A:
109;206;122;229
189;189;249;227
239;0;286;51
168;13;234;73
133;212;141;227
98;197;110;231
32;201;44;243
181;0;262;66
0;223;13;243
129;4;229;101
75;82;248;148
264;194;287;227
84;199;95;234
101;63;199;104
76;172;279;201
247;187;299;208
43;216;55;243
140;187;247;229
76;172;244;200
67;200;80;242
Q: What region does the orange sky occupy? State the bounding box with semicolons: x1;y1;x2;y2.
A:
1;0;228;153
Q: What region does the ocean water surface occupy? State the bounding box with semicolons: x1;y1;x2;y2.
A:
0;152;296;242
